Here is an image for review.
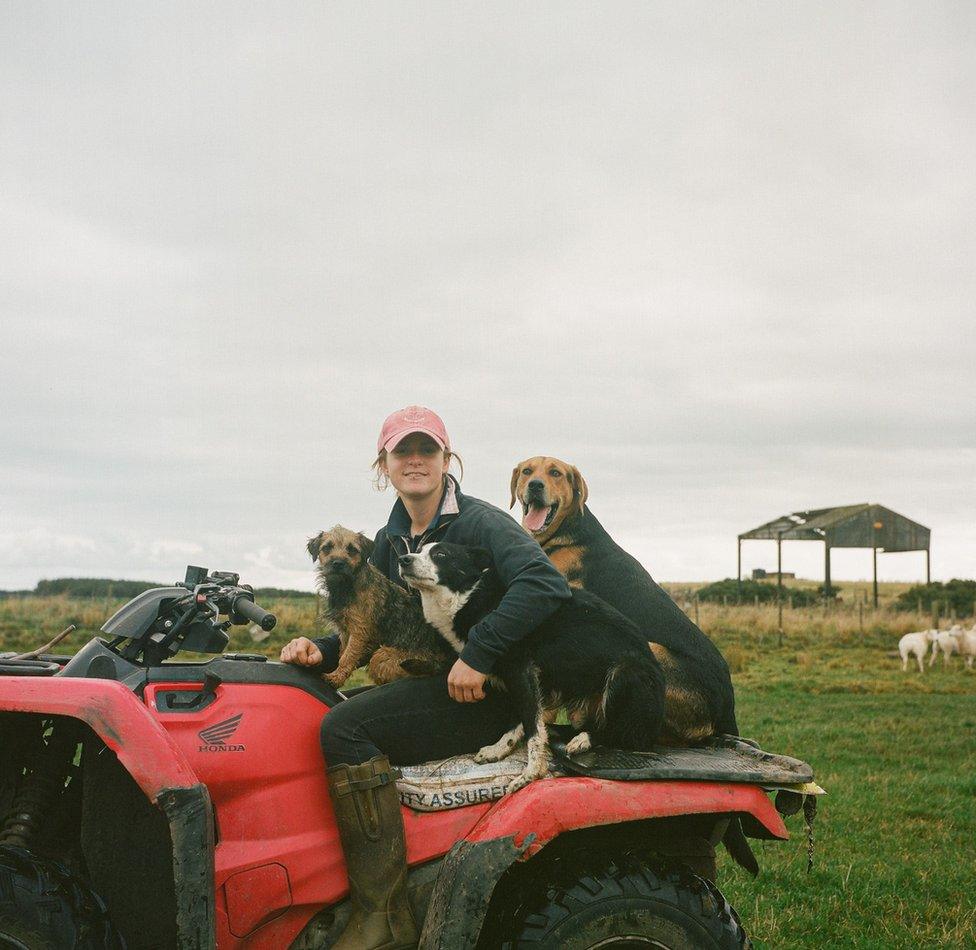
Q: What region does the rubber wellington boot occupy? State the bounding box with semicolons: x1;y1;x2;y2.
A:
328;755;418;950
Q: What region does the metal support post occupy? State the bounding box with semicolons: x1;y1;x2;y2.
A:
777;534;783;641
824;542;831;601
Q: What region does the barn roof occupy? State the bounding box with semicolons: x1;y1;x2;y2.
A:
739;504;930;552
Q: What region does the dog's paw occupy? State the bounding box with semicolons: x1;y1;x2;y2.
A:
565;731;592;756
324;671;348;688
474;741;514;764
474;726;524;763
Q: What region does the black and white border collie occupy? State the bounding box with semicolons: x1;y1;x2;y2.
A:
399;542;666;794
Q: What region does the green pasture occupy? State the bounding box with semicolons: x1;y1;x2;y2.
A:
720;659;976;948
2;591;974;948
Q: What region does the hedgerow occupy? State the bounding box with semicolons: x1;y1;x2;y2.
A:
893;579;976;617
695;578;822;607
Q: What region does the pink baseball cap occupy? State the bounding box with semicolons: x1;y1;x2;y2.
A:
377;405;451;454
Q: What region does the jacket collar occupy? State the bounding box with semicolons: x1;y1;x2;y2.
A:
386;474;463;539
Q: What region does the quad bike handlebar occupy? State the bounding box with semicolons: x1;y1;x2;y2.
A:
97;565;277;666
229;592;277;631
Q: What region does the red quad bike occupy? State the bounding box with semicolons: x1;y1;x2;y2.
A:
0;567;818;950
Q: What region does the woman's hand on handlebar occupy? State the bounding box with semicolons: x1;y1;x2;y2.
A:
280;637;323;667
447;658;486;703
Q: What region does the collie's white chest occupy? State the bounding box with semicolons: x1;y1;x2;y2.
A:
419;589;474;655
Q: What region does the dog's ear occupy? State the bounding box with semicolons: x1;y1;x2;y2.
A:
509;464;523;509
307;533;324;561
568;466;589;510
358;533;375;563
471;547;493;572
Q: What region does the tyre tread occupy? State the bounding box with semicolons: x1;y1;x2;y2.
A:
506;852;748;949
0;846;123;950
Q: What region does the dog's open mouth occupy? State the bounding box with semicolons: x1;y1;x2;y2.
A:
522;500;558;533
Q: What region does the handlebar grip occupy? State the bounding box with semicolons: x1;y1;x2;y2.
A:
232;595;277;631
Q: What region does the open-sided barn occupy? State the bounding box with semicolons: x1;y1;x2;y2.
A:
738;504;930;606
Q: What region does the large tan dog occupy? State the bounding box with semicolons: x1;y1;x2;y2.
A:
510;457;757;874
509;456;736;741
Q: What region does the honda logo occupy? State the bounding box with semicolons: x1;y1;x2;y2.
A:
198;714;245;752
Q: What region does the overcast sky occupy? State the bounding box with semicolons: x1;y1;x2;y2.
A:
1;2;974;592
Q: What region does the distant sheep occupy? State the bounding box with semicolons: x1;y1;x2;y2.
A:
929;625;963;668
899;630;937;673
957;625;976;670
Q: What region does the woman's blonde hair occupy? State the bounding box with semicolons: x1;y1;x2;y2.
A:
371;448;464;491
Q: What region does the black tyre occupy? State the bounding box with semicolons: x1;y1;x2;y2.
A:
502;856;748;950
0;846;124;950
0;917;50;950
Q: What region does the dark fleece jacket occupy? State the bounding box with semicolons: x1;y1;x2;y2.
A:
370;475;572;673
312;476;571;675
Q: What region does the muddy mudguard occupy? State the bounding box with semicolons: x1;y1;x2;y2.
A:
156;785;215;950
419;835;531;950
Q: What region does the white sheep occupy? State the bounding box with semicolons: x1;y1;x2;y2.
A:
899;630;937;673
929;625;963;668
957;625;976;670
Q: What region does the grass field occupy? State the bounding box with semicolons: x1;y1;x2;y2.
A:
2;586;975;948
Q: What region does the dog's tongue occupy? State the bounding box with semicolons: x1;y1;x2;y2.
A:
523;504;549;532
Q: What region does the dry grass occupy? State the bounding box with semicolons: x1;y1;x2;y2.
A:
698;601;925;646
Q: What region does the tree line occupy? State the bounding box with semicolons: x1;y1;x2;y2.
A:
0;578;317;600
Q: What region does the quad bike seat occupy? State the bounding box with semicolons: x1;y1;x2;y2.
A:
396;729;816;812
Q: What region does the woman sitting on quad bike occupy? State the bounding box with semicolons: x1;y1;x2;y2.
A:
280;405;572;950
